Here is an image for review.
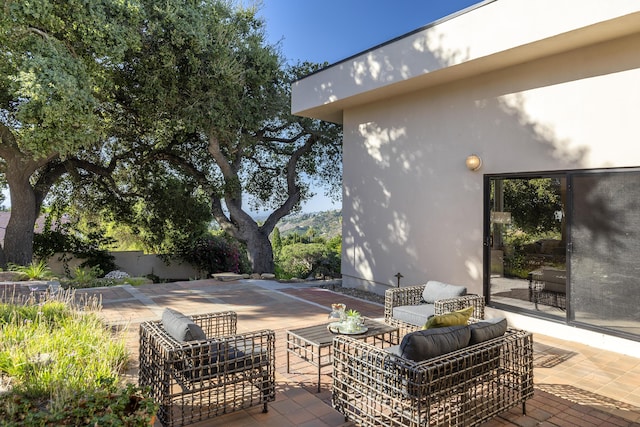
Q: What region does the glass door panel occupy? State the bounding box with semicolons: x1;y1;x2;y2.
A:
570;172;640;337
488;176;566;318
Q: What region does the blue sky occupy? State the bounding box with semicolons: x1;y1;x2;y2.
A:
257;0;482;65
256;0;482;212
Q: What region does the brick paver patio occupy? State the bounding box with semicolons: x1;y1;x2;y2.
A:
74;279;640;427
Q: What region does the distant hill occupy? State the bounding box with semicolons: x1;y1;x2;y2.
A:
277;209;342;238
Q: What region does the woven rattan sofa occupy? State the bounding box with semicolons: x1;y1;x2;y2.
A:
385;281;486;334
332;322;534;427
139;309;276;427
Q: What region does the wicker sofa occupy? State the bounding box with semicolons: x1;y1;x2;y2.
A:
139;310;276;427
385;281;486;334
332;321;534;427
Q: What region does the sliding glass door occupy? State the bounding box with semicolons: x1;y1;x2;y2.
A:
487;169;640;339
570;171;640;337
487;175;566;319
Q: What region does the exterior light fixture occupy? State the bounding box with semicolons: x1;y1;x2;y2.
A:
465;154;482;171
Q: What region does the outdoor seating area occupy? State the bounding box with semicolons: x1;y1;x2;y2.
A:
333;325;534;427
139;310;276;427
384;280;486;335
81;278;640;427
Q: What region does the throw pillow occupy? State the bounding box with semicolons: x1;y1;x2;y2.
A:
423;306;474;330
399;325;471;362
162;307;207;342
469;317;508;345
421;280;467;304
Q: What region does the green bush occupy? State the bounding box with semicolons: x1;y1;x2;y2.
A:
0;291;156;425
0;383;157;426
71;266;103;285
0;300;127;396
277;242;339;279
33;218;117;278
7;260;53;280
124;277;153;286
177;233;251;276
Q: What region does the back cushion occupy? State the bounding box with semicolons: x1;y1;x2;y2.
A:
469;317;508;345
423;306;474;330
162;308;207;342
422;281;467;304
399;325;470;362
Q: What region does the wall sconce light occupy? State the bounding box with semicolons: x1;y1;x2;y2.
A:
465;154;482;171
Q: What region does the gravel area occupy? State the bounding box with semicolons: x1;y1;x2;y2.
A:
315;281;386;305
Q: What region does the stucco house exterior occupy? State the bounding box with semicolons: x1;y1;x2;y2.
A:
291;0;640;356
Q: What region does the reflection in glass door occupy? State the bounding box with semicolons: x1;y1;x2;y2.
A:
488;176;567;318
570;171;640;337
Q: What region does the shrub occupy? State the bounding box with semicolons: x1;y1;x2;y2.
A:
7;260;53;280
0;297;127;396
33;218;117;278
123;277;153;286
277;243;333;279
0;291;156;425
178;233;251;276
0;383;157;426
71;266;103;285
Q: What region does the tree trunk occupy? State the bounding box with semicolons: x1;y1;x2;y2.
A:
246;229;275;274
0;244;6;268
4;169;38;266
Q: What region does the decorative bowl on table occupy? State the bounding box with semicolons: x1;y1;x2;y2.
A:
328;315;367;334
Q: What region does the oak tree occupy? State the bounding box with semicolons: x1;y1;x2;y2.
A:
0;0;141;265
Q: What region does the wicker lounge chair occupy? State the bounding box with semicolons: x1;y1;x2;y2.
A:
385;281;486;335
332;325;534;427
139;310;276;427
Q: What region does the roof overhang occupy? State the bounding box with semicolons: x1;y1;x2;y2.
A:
291;0;640;124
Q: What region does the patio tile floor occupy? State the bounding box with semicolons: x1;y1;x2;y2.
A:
76;279;640;427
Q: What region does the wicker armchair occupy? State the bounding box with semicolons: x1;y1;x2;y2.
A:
385;284;485;335
332;328;534;427
139;311;276;427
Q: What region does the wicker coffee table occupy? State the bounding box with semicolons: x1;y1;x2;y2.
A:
286;318;399;392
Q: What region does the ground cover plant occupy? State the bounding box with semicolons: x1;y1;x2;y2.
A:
6;260;53;281
0;290;157;425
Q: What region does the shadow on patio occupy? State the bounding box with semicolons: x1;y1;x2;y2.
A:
79;279;640;427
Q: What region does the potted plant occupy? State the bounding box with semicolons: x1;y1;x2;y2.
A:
345;309;363;332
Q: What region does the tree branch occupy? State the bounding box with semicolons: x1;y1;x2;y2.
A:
262;134;317;233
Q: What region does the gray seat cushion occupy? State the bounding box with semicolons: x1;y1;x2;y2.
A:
189;339;269;379
392;304;436;327
469;318;508;345
394;325;471;362
162;308;207;342
422;281;467;303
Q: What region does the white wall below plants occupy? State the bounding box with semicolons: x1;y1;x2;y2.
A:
46;251;202;280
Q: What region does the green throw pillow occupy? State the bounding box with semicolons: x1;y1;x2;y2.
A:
423;306;474;330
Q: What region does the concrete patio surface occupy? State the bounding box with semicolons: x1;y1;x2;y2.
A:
74;279;640;427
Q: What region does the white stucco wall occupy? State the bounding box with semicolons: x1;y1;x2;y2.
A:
291;0;640;349
340;30;640;295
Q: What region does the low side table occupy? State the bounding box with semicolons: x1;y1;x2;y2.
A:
286;318;399;392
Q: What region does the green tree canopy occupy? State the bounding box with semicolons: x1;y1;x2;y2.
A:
74;3;342;273
502;178;563;235
0;0;142;264
1;0;342;273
